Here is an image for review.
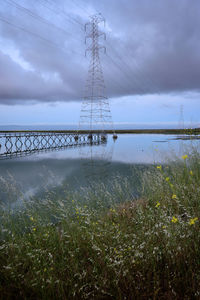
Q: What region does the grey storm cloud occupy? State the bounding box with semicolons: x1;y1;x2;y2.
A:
0;0;200;105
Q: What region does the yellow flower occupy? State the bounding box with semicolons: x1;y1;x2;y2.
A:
155;202;160;208
182;154;188;160
162;225;166;229
157;165;162;170
44;268;47;272
30;216;34;221
189;217;198;225
171;216;178;223
32;227;36;231
172;194;177;199
190;170;193;176
165;177;170;182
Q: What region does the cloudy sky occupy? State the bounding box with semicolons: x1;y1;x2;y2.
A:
0;0;200;128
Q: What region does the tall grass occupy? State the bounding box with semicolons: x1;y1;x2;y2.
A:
0;150;200;299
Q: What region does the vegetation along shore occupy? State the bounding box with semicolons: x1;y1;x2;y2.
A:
0;148;200;299
0;127;200;135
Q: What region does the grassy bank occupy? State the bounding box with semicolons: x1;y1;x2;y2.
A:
0;150;200;299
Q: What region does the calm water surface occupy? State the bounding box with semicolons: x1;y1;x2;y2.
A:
0;133;198;206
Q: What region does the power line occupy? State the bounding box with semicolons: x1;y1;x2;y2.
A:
106;53;147;94
37;0;84;31
4;0;81;42
66;2;145;94
103;63;127;95
4;0;83;47
43;0;152;95
71;0;92;17
2;0;158;96
124;43;159;92
107;42;153;93
64;0;153;93
0;14;81;56
59;2;127;95
108;40;159;93
41;0;157;95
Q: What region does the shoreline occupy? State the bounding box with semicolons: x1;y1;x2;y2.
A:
0;128;200;134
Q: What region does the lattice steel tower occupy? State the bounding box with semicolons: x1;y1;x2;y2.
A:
179;104;184;129
79;13;114;132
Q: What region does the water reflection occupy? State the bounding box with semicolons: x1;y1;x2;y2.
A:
79;140;115;183
0;133;199;207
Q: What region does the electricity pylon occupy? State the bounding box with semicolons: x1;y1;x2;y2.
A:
179;104;184;129
79;13;114;132
78;14;117;184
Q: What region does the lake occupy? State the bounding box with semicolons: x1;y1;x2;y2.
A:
0;133;199;208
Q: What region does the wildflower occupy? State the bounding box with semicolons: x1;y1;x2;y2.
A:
157;165;162;170
165;177;170;182
182;154;188;160
44;268;47;272
33;228;36;231
189;217;198;225
172;194;177;199
162;225;166;229
72;200;74;203
155;202;160;208
30;217;34;221
190;170;193;176
171;216;178;223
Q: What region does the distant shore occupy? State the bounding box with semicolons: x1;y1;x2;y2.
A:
0;128;200;134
